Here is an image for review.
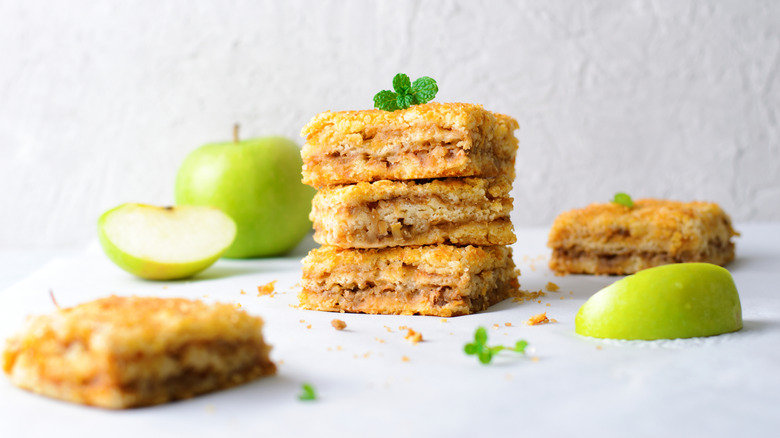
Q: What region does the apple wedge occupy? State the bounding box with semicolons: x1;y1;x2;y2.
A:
98;203;236;280
575;263;742;340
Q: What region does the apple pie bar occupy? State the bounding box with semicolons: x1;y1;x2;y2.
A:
2;296;276;409
311;177;516;248
301;102;519;187
547;199;738;275
300;244;519;317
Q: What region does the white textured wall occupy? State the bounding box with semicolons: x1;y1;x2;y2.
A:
1;0;778;248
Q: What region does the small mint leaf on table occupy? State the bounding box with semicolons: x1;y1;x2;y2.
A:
612;192;635;208
474;326;487;345
464;326;529;365
298;383;317;401
513;340;528;353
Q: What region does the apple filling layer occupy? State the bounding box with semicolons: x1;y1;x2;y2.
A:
300;245;519;317
311;177;515;248
550;242;736;276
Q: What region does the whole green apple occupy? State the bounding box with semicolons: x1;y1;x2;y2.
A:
175;134;315;258
98;203;236;280
575;263;742;340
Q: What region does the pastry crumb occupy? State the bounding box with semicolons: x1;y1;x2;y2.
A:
525;312;550;326
401;356;410;362
504;322;513;327
545;281;560;292
405;328;423;344
331;319;347;330
257;280;277;297
509;288;547;303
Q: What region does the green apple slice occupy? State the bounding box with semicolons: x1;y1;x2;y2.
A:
98;203;236;280
575;263;742;340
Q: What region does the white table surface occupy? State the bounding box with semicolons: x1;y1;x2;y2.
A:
1;225;779;438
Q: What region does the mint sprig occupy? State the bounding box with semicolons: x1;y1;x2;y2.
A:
373;73;438;111
612;192;635;208
298;383;317;401
464;327;528;365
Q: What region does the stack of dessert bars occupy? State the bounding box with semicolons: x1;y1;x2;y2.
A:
299;102;520;317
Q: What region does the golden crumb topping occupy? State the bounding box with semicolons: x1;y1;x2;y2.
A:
302;244;513;277
301;102;517;141
548;198;738;254
3;295;265;365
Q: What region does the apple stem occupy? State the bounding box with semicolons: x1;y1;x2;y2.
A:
49;289;61;310
233;124;240;144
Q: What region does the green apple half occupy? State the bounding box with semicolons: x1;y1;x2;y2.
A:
98;203;236;280
575;263;742;340
175;136;315;258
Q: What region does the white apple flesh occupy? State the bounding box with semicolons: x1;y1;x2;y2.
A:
98;203;236;280
575;263;742;340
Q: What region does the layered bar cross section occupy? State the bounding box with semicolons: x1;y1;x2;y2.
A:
2;296;276;409
547;199;738;275
301;245;519;317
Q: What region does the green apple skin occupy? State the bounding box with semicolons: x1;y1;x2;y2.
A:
175;136;315;258
575;263;742;340
98;204;236;280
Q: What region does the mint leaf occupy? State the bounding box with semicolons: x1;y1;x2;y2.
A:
392;73;412;94
411;76;438;104
464;326;528;365
474;326;487;344
298;383;317;401
374;90;399;111
612;192;635;208
396;93;413;110
374;73;438;111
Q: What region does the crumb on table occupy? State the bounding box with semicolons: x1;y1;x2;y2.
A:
545;281;560;292
525;312;550;326
257;280;278;297
405;328;423;344
331;319;347;330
